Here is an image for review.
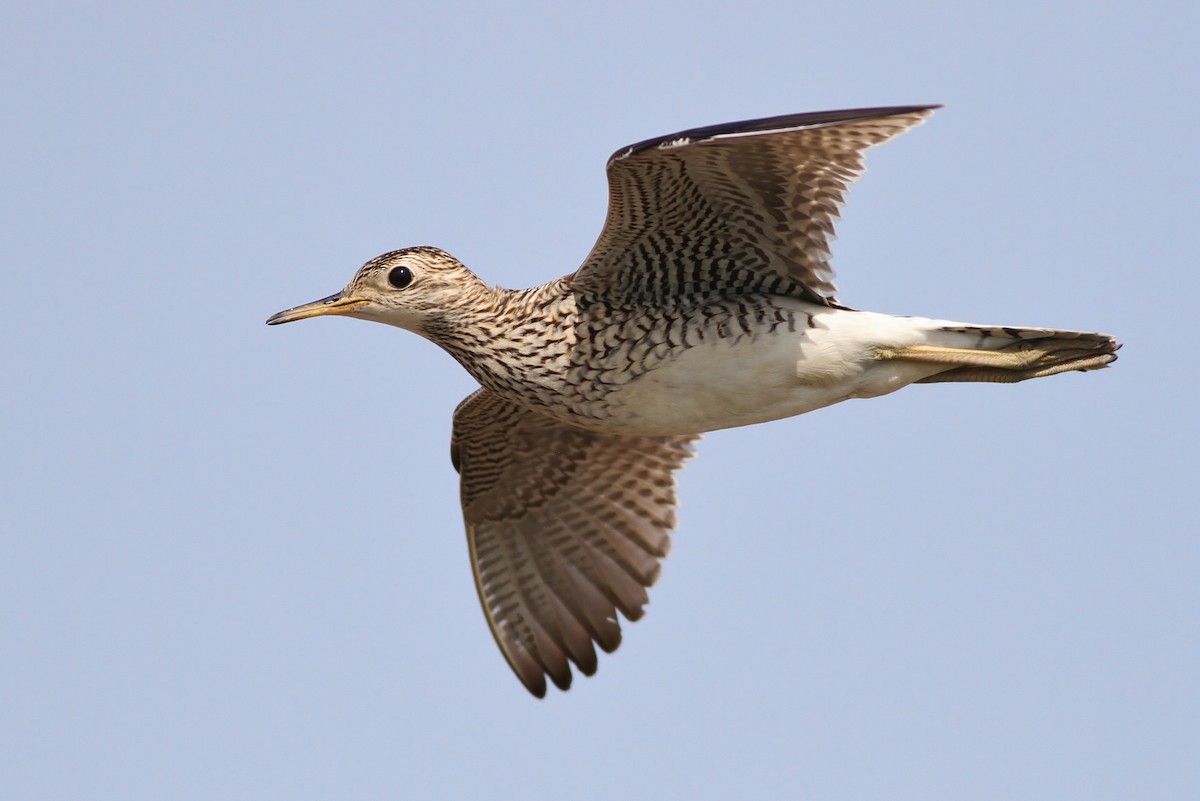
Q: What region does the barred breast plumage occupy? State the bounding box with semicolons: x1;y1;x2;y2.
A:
268;105;1118;697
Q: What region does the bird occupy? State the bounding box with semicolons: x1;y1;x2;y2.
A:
267;105;1118;698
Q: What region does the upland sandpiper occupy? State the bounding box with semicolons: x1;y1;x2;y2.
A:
268;106;1118;697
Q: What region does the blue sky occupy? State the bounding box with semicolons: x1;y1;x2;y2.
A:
3;1;1196;799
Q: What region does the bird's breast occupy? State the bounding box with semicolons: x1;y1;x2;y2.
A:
551;301;938;436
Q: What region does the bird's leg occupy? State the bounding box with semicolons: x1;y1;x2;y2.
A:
876;341;1117;384
911;356;1117;383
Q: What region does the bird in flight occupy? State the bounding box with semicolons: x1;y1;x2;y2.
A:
268;105;1117;697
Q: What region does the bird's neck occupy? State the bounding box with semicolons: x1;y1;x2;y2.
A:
424;278;577;404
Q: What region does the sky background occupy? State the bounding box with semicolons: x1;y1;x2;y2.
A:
3;1;1197;799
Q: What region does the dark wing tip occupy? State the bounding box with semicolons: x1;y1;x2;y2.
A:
548;666;573;692
525;676;548;699
608;104;942;165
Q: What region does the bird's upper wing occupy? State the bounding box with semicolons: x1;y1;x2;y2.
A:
450;389;697;698
570;105;938;307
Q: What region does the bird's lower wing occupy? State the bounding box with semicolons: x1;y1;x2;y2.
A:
450;389;698;697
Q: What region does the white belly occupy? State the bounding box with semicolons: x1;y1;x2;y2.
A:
609;306;947;435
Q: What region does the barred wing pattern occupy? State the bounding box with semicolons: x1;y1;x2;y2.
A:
451;389;698;697
571;105;938;307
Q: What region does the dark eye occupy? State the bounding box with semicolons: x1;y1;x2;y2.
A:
387;265;414;289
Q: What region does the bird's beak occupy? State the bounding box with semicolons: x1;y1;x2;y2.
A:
266;292;369;325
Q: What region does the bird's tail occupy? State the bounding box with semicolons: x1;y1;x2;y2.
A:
905;324;1119;384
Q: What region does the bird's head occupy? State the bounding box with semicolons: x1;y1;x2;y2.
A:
266;246;491;334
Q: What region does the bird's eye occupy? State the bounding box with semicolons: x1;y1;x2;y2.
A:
387;265;414;289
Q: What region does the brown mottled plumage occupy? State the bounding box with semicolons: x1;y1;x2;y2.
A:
268;106;1118;697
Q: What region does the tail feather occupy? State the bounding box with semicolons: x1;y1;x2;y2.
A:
935;323;1116;346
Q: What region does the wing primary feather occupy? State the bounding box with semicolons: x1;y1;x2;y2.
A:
513;517;601;675
610;104;940;163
